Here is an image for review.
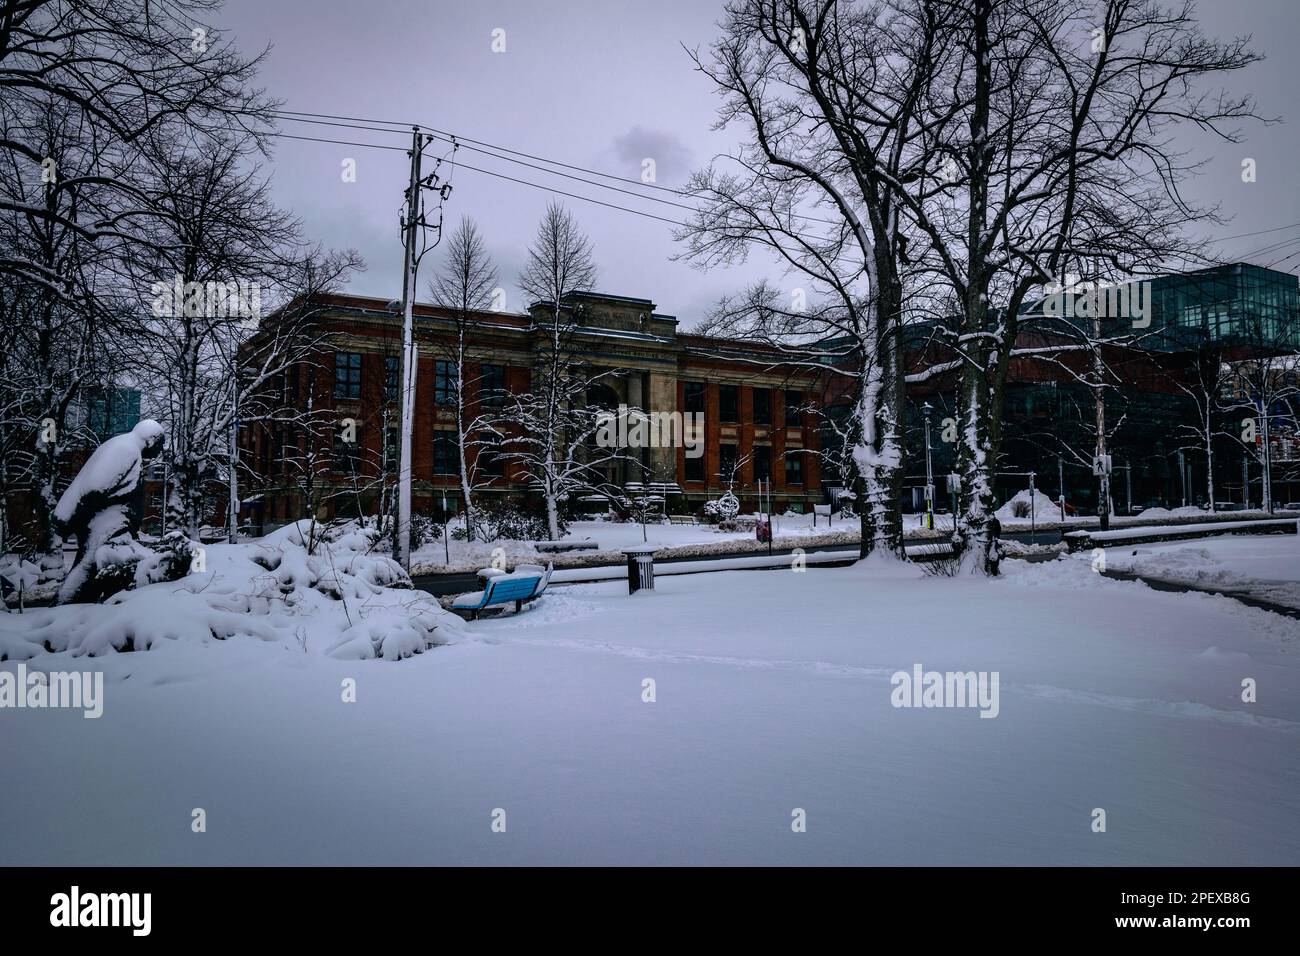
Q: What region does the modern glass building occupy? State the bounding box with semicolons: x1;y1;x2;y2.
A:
1143;263;1300;350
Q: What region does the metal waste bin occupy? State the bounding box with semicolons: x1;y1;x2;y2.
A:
621;546;658;594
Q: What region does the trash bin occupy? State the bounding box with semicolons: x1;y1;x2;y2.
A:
621;546;658;594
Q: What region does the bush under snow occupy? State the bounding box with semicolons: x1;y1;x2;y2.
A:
0;521;461;661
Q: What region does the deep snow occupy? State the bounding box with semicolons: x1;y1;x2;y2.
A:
1;552;1296;865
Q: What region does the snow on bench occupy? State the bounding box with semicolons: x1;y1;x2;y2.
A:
533;539;600;553
1065;518;1298;550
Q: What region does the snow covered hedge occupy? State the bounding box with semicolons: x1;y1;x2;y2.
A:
0;521;461;662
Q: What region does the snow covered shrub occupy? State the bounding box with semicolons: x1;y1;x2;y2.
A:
1010;499;1032;518
135;530;197;586
4;520;461;661
465;498;556;542
410;514;442;550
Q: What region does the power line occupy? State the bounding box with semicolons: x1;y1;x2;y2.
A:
264;129;694;227
270;108;843;228
272;109;696;197
272;112;739;220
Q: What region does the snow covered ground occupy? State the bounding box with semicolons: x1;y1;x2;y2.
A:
1097;533;1300;611
2;553;1296;865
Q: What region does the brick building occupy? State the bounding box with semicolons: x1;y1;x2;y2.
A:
237;290;828;531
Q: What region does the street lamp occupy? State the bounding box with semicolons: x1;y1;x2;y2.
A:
923;402;934;530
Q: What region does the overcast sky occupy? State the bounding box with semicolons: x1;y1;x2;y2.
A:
218;0;1300;328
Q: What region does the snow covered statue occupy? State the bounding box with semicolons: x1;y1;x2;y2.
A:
53;419;177;604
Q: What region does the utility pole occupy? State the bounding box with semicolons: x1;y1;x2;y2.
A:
393;126;451;568
395;126;424;569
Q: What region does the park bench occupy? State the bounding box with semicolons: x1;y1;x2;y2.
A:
667;515;697;525
451;563;553;620
533;539;599;553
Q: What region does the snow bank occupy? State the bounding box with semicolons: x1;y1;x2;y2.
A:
0;521;462;661
994;488;1061;522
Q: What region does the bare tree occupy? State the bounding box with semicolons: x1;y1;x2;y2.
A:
512;202;613;540
680;0;948;558
122;131;359;538
1220;305;1300;513
429;217;505;540
891;0;1260;571
0;0;276;292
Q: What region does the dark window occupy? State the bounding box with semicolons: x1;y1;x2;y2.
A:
753;388;771;425
480;364;506;407
433;431;459;475
785;452;804;485
684;453;705;482
435;361;457;405
684;381;706;414
753;445;772;481
719;385;738;423
719;443;738;482
785;390;803;424
479;448;506;479
332;424;363;472
385;356;399;402
384;427;398;466
334;352;362;400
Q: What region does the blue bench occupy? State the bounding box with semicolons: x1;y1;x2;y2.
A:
451;563;553;620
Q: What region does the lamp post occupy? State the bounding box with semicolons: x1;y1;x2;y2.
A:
923;402;934;530
441;491;450;566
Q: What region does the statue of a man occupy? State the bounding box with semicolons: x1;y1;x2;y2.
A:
53;420;165;604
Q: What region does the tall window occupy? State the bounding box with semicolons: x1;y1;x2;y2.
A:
753;388;771;425
753;445;772;481
684;381;706;414
480;364;506;407
435;361;457;405
433;431;459;475
334;352;362;400
684;453;705;482
719;443;738;482
785;390;803;424
385;356;399;402
785;452;804;485
719;385;738;423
